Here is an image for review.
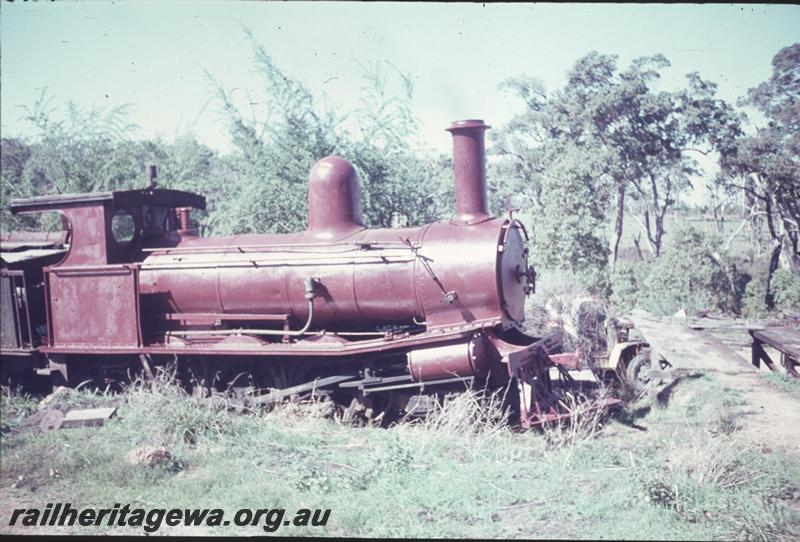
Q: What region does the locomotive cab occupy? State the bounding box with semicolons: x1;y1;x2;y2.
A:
10;189;206;352
10;188;206;267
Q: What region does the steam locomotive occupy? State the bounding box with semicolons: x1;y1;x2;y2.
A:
1;119;569;425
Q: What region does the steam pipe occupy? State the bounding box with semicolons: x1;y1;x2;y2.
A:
446;119;491;225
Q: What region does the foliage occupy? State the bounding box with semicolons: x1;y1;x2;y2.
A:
770;268;800;314
763;372;800;399
3;365;799;538
719;43;800;272
741;275;770;318
528;143;611;289
496;51;741;278
0;92;224;235
205;37;342;235
638;226;741;316
1;94;134;231
610;261;648;314
2;39;450;238
0;390;38;434
729;267;797;319
207;35;450;235
2;42;796;322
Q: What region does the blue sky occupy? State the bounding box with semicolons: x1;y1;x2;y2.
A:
2;2;799;160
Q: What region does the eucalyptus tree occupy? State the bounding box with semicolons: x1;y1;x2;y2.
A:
721;45;799;268
717;43;800;307
495;51;740;273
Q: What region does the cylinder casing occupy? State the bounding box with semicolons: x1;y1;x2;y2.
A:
407;334;492;381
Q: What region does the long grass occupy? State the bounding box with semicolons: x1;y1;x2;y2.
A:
1;369;798;539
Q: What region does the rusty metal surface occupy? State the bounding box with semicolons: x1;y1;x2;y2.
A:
0;273;22;349
548;351;582;371
10;188;205;213
1;249;67;266
307;156;365;240
407;334;491;381
446;119;490;225
41;325;479;356
139;216;530;337
1;247;67;355
10;189;205;268
494;331;566;428
497;222;529;323
0;230;69;253
139;229;423;329
47;265;141;348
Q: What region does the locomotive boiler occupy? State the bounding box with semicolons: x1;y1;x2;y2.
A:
5;119;566;425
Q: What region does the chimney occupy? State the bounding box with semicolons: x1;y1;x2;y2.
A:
446;119;490;225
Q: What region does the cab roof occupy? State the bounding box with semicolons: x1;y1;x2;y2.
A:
10;188;206;214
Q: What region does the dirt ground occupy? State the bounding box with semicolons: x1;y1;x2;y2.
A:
712;350;800;457
632;312;800;458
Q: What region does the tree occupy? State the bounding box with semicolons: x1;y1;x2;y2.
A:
3;39;449;241
495;52;742;274
0;138;32;229
639;226;741;316
1;91;139;231
1;91;221;234
207;36;341;235
346;61;452;228
492;65;615;288
527;144;612;291
718;43;800;307
209;34;450;235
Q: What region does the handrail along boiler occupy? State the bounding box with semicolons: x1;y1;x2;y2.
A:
6;119;565;425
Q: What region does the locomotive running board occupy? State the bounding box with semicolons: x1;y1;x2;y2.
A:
39;323;500;357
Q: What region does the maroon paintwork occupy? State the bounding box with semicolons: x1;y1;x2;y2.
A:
307;156;365;239
447;119;491;225
10;119;541;387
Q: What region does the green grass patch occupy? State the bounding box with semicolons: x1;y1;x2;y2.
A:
2;372;798;539
762;372;800;399
0;390;38;434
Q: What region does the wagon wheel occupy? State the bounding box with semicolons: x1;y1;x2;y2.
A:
625;348;670;395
